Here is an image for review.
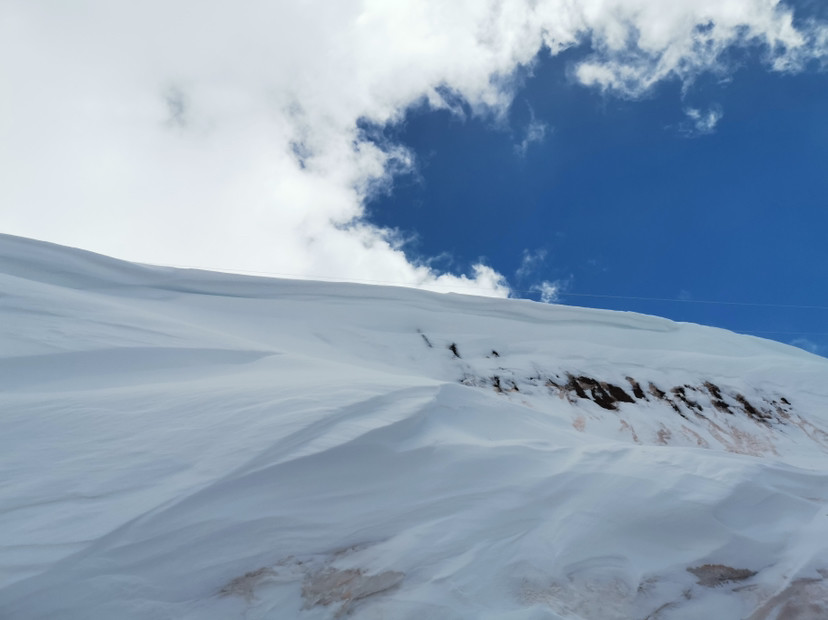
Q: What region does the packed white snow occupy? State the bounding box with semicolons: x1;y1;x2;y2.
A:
1;233;828;619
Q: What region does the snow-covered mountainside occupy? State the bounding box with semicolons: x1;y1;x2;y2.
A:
1;234;828;620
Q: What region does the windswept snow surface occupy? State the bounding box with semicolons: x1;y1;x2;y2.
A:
2;234;828;619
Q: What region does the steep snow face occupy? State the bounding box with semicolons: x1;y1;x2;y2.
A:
1;234;828;620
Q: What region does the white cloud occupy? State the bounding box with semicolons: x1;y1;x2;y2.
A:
516;249;548;280
516;119;549;156
0;1;825;297
532;280;563;304
515;110;549;156
571;0;825;97
682;106;724;135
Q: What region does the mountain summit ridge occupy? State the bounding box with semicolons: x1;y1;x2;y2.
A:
1;234;827;619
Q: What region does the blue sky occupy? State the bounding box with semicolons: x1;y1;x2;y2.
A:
1;0;827;355
366;45;828;355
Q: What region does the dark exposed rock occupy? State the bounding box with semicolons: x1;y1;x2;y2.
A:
627;377;646;400
672;386;703;413
734;393;773;424
703;381;732;413
688;564;756;587
545;378;561;391
649;382;687;418
560;375;634;411
565;374;588;400
648;382;667;400
452;349;794;429
704;381;723;400
604;382;635;404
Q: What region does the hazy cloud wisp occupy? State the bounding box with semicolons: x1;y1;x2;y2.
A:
682;106;724;135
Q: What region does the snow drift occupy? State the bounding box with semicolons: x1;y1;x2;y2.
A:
1;234;827;619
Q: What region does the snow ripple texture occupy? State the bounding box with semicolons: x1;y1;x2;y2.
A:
1;234;828;619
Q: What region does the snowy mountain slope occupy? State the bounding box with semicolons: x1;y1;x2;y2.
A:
1;233;828;619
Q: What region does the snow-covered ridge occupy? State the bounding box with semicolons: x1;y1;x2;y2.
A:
443;341;826;458
1;234;828;619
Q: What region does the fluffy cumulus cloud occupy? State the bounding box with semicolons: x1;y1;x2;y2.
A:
1;0;825;296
